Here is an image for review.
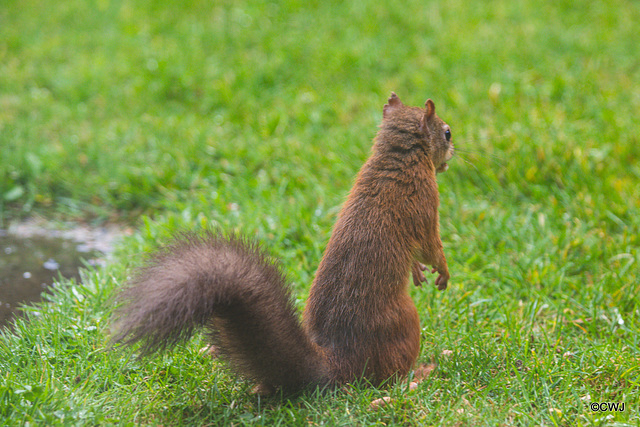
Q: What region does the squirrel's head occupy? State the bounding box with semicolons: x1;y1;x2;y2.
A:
379;92;454;173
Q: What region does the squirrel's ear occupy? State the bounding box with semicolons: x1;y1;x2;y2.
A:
425;99;435;119
383;92;403;118
420;99;436;134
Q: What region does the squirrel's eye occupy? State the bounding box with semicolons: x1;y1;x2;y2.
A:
445;129;451;141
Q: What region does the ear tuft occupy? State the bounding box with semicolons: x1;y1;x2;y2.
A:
388;92;402;106
425;99;435;119
383;92;403;118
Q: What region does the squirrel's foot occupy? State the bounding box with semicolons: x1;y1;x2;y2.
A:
369;396;392;409
413;363;436;381
199;344;219;357
369;364;436;410
251;383;275;396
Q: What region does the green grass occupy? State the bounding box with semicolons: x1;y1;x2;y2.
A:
1;0;639;424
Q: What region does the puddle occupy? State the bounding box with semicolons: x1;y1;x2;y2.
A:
0;219;124;328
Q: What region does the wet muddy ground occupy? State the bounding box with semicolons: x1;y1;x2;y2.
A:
0;219;124;327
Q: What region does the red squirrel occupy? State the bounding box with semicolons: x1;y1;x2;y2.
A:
113;93;454;393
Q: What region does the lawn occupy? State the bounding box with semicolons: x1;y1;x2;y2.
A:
1;0;639;425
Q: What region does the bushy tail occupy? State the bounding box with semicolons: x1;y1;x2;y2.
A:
112;231;329;392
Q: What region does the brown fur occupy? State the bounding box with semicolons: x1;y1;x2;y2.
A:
112;93;454;393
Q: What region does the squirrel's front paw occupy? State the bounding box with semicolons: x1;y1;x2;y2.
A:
435;271;449;291
412;262;427;287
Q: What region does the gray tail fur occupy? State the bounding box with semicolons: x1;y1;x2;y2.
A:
112;231;329;392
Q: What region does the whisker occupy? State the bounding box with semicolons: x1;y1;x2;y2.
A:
455;154;481;173
454;148;506;168
454;154;498;197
